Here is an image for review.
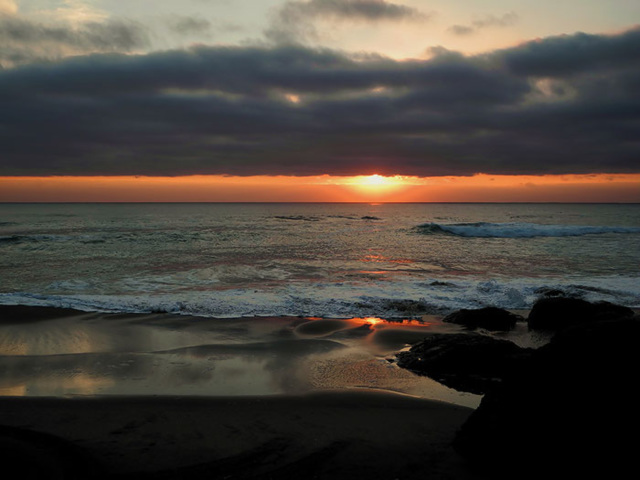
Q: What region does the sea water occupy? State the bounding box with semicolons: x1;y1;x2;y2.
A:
1;203;639;317
1;202;638;401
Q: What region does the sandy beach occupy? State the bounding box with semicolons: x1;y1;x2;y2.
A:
3;302;635;478
0;392;477;479
0;305;485;479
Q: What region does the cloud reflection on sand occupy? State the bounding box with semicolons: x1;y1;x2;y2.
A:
0;308;481;407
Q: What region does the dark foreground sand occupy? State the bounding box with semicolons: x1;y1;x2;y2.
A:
0;391;478;480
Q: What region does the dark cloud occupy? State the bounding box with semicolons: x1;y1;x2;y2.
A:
0;15;148;66
266;0;431;44
278;0;427;22
501;27;640;76
0;26;639;176
292;0;424;21
449;12;518;36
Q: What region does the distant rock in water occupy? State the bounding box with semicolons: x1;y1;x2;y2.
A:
454;313;640;477
395;333;533;394
442;307;523;331
273;215;320;221
527;297;634;332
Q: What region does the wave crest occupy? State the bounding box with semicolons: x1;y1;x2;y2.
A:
416;222;640;238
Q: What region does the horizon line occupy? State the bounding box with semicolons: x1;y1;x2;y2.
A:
2;201;639;205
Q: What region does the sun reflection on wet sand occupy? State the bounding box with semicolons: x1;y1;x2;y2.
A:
362;317;385;326
0;310;480;407
356;317;432;328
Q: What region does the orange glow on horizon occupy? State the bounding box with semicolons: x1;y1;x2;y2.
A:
341;174;407;198
0;173;638;203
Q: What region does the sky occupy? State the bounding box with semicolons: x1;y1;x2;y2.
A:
1;0;639;202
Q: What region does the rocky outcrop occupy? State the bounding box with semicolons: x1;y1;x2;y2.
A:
527;296;634;331
442;307;523;331
393;299;639;475
453;314;640;477
395;333;533;394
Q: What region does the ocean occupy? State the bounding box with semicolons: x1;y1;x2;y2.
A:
1;202;639;401
1;202;639;317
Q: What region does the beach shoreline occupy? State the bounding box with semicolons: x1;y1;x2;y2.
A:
0;305;484;406
0;304;487;478
2;302;638;478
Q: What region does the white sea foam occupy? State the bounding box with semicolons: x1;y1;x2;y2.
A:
2;275;638;319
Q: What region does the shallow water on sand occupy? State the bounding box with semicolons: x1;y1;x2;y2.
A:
0;308;495;408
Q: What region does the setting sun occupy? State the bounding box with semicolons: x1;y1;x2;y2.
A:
342;175;409;199
360;175;388;186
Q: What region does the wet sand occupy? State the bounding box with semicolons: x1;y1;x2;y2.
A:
0;305;484;478
0;305;483;406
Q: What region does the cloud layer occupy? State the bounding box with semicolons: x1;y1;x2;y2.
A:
0;9;147;67
275;0;427;22
265;0;430;44
0;25;639;176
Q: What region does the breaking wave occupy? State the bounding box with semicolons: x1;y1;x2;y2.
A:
416;222;640;238
2;275;638;319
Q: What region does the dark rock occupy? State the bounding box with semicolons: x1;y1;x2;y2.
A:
533;287;566;297
0;305;87;324
442;307;523;331
370;329;431;351
453;315;640;477
428;280;456;287
395;333;533;394
527;297;634;332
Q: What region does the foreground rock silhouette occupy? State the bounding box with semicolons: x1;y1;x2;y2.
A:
395;299;639;477
396;333;533;394
442;306;523;332
526;296;634;331
453;304;640;477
